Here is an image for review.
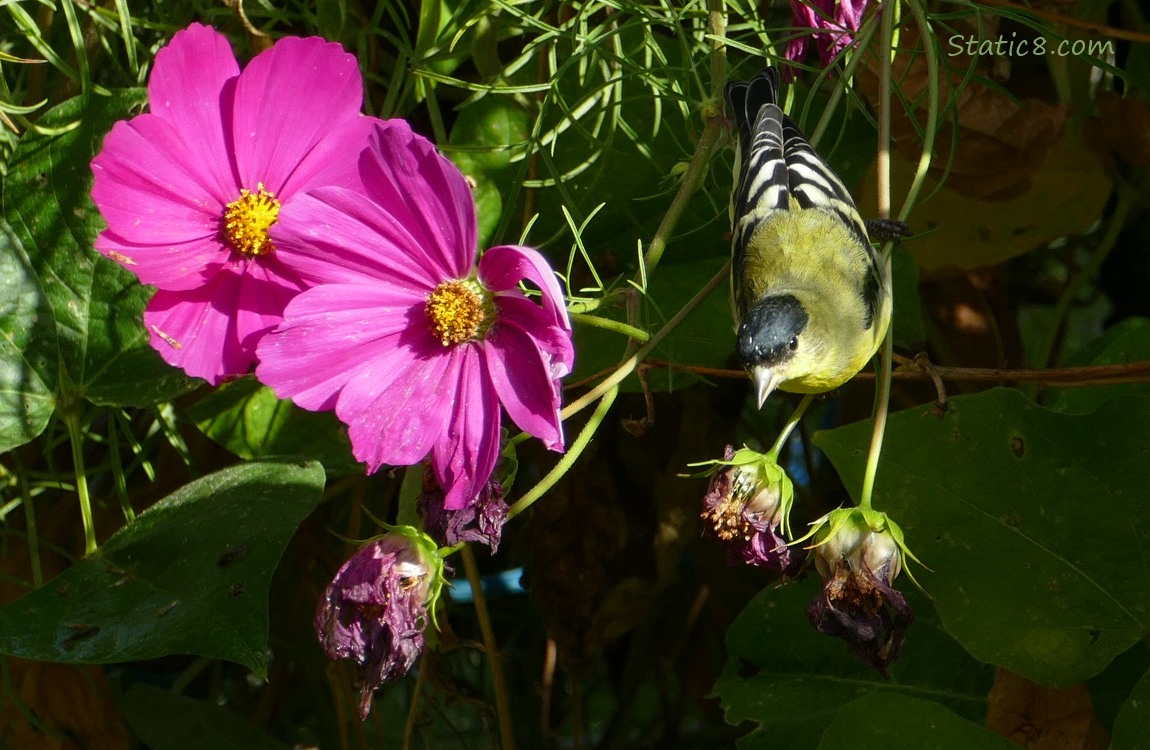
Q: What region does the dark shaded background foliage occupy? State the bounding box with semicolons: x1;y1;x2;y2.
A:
3;0;1150;748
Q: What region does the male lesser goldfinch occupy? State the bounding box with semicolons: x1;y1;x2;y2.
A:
726;68;894;407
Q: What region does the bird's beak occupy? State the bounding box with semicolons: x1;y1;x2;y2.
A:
750;365;781;409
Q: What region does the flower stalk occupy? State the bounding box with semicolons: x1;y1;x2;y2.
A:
461;544;515;750
64;413;96;556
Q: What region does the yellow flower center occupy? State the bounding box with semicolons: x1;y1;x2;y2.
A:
222;183;280;257
425;280;487;346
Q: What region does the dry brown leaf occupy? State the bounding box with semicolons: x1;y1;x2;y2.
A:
856;136;1110;273
0;490;129;749
0;660;129;750
986;668;1109;750
1089;91;1150;170
856;26;1069;200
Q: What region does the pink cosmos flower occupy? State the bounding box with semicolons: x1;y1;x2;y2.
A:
255;121;573;510
785;0;869;73
90;23;382;383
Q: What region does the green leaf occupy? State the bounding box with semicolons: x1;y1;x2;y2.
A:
1049;317;1150;413
1089;641;1149;732
0;458;326;676
184;377;360;475
814;388;1150;686
716;579;992;750
0;219;56;452
121;683;289;750
0;90;198;410
1112;666;1150;750
448;96;531;249
816;693;1016;750
891;245;926;349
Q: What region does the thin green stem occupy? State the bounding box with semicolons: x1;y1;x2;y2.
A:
108;409;135;523
859;293;893;512
461;544;515;750
857;0;898;513
642;118;722;278
65;413;97;555
641;0;726;278
767;394;815;461
402;651;428;750
170;656;212;696
508;385;618;521
900;0;940;228
808;15;879;147
14;459;43;587
422;81;449;145
570;311;651;343
561;260;730;420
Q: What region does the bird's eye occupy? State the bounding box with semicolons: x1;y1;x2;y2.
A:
788;337;799;351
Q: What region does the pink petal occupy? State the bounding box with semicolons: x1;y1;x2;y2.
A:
432;348;501;510
256;283;424;411
233;256;307;356
145;23;240;200
283;115;381;196
143;272;251;384
484;322;564;450
359;121;477;279
91;116;230;222
95;231;225;292
478;245;571;334
496;295;575;377
272;187;442;291
230;36;368;196
339;343;459;472
836;0;866;30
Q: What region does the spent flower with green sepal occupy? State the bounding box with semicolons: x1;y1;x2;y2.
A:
314;526;445;720
698;445;803;576
798;507;919;676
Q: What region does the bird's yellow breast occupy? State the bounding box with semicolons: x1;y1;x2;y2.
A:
736;204;890;393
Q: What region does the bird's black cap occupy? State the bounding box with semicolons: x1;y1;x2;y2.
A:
736;294;809;368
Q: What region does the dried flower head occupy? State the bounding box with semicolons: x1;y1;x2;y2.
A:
417;464;510;552
803;507;917;675
315;528;443;719
700;446;803;575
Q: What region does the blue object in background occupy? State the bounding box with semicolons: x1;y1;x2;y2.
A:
449;566;526;603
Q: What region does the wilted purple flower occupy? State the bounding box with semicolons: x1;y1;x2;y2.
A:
785;0;870;73
804;508;915;676
315;529;443;719
700;446;802;576
417;465;509;552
